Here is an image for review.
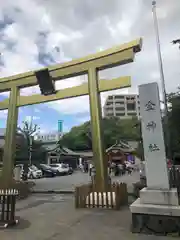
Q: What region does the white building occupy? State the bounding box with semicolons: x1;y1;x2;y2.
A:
36;131;63;143
103;94;140;119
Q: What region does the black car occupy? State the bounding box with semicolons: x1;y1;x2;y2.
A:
38;164;56;178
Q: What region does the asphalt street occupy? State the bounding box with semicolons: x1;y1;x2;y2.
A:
33;171;141;192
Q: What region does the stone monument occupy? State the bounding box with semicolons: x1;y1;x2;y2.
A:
130;82;180;235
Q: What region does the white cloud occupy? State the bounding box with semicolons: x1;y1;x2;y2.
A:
34;108;40;113
75;116;90;124
0;110;8;120
48;95;90;115
0;0;179;125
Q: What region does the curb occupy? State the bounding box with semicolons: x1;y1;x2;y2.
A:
31;190;135;196
31;190;74;194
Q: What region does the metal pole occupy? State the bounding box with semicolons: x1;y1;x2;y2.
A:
152;1;168;115
152;1;171;159
29;88;35;166
29;136;32;166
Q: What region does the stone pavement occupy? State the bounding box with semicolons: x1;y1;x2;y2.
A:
0;194;175;240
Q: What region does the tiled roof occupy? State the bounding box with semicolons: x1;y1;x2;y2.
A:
106;141;135;153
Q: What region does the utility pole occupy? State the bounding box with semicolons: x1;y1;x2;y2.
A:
152;1;168;117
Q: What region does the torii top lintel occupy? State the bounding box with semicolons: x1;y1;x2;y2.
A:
0;38;142;90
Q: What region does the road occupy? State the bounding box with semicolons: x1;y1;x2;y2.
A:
33;171;140;192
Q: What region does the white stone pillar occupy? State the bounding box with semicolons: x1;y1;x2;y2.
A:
139;82;169;190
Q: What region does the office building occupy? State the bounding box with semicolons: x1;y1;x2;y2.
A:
103;94;140;119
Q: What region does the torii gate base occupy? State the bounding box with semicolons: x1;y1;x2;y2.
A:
75;182;128;210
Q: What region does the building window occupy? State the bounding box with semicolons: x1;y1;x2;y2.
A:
128;112;137;116
106;113;113;117
126;97;135;101
106;102;113;106
108;96;113;100
115;107;125;111
116;113;125;116
115;95;124;99
115;101;124;104
106;107;113;111
127;103;136;111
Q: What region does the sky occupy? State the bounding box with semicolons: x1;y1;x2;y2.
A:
0;0;179;133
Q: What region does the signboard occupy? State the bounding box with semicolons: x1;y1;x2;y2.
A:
58;120;63;132
139;82;169;190
127;154;135;164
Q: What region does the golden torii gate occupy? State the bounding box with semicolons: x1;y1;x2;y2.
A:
0;38;142;190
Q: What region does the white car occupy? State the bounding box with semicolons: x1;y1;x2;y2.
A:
49;163;70;175
28;165;42;179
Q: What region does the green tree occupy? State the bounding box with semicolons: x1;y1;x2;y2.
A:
60;117;140;150
167;88;180;156
60;121;91;150
15;121;45;165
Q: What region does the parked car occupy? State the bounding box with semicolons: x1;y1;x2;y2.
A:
38;164;56;178
28;165;42;179
49;163;71;176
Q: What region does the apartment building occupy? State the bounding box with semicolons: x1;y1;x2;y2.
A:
103;94;140;119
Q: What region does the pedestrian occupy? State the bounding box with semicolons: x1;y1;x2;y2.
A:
84;161;88;173
89;162;93;176
127;166;132;175
122;163;126;175
114;163;119;176
22;163;29;181
91;166;96;185
118;163;123;176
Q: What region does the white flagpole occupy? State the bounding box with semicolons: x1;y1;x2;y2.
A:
152;1;172;161
152;1;168;116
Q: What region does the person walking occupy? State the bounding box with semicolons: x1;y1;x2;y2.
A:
90;165;96;185
114;163;119;176
84;161;88;173
89;162;93;176
118;163;123;176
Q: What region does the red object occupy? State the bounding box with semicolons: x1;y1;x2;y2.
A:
167;159;172;167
